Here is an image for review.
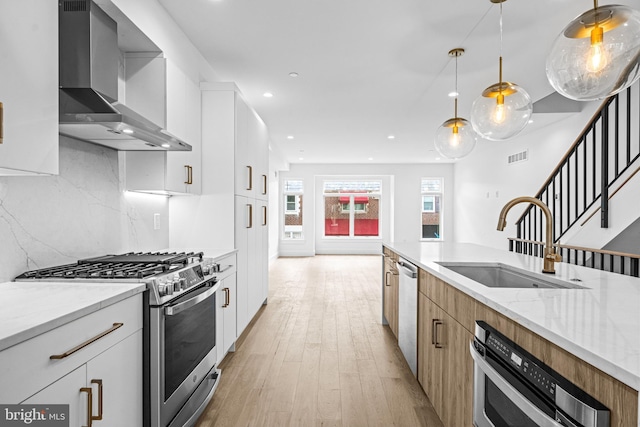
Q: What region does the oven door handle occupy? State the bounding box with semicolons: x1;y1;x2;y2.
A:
165;285;216;316
469;341;562;427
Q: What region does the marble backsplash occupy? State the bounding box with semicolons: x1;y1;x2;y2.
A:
0;136;170;282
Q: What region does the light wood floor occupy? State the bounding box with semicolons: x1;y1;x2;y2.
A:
196;255;443;427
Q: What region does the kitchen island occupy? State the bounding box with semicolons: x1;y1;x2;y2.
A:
383;241;640;427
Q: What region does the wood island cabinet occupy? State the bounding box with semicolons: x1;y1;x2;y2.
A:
418;272;473;427
382;248;399;338
382;247;638;427
418;266;638;427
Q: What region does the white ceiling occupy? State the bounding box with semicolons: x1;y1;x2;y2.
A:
157;0;636;165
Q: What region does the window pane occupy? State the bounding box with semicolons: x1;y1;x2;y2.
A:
325;196;349;236
421;178;442;193
354;195;379;237
422;195;441;239
284;180;304;192
323;181;381;193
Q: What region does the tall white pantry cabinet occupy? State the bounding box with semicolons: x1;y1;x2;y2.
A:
201;83;269;337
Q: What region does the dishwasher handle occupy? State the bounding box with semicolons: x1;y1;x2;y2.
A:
396;258;417;278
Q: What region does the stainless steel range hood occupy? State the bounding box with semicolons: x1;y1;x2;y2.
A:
58;0;191;151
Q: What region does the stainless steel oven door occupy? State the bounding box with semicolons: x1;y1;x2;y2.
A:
470;341;563;427
150;281;218;427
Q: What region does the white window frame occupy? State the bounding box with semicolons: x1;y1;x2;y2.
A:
422;195;435;213
285;194;300;215
282;179;304;240
323;180;381;239
420;177;443;241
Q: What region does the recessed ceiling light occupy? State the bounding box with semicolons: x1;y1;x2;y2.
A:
368;157;374;161
435;157;441;161
287;135;294;140
122;129;134;134
528;119;534;124
289;72;299;78
263;92;273;98
448;91;459;97
298;157;304;161
387;135;395;140
161;143;171;148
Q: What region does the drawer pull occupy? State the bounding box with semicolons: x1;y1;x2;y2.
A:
91;379;103;421
80;386;93;427
223;287;230;307
50;323;124;360
246;165;253;190
184;165;193;184
433;319;443;349
385;271;391;286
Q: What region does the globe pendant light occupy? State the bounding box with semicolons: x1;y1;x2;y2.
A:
546;1;640;101
470;0;533;141
434;48;477;159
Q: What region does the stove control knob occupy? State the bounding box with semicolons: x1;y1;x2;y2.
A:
180;277;187;290
157;284;166;297
166;284;174;296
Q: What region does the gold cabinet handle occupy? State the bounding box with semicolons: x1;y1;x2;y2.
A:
0;101;4;144
184;165;193;184
262;174;267;195
91;380;103;421
433;319;443;349
246;204;253;229
80;387;93;427
246;166;253;190
385;271;391;286
50;323;123;360
262;205;267;226
223;287;230;307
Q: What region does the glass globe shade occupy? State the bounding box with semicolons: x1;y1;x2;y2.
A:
434;118;477;159
546;5;640;101
470;82;533;141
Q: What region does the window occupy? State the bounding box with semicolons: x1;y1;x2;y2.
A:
422;196;435;212
283;180;304;240
323;180;381;238
421;178;443;240
285;195;300;214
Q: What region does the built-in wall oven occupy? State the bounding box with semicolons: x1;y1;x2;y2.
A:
470;321;610;427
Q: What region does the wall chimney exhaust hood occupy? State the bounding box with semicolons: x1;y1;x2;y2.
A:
58;0;191;152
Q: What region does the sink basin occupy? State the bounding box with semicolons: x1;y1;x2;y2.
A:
435;262;586;289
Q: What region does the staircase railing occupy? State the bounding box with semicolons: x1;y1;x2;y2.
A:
508;237;640;278
514;81;640;245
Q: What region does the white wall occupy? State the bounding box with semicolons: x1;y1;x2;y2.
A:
453;103;602;250
0;137;170;283
279;163;454;256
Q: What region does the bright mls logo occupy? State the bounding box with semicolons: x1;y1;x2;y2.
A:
0;405;68;427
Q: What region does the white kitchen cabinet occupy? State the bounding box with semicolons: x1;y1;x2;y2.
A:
202;84;269;339
0;294;142;426
0;0;58;176
23;330;142;427
124;57;201;195
215;254;238;364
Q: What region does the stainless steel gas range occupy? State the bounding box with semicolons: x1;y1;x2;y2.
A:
16;251;223;427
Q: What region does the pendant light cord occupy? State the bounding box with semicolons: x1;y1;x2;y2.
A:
454;53;459;119
499;1;503;89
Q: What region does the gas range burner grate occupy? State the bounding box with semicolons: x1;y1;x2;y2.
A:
80;251;204;266
14;251;204;281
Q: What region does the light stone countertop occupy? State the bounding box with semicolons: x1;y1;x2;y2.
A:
384;241;640;392
0;281;146;352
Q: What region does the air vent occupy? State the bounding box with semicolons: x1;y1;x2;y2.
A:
63;0;87;12
508;149;528;165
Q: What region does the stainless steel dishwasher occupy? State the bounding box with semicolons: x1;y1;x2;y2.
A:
397;257;418;377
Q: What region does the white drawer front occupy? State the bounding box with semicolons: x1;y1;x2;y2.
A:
0;294;142;403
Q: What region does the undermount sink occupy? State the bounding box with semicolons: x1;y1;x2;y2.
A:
435;262;586;289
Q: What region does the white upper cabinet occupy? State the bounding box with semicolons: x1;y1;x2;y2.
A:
124;57;201;195
0;0;58;176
